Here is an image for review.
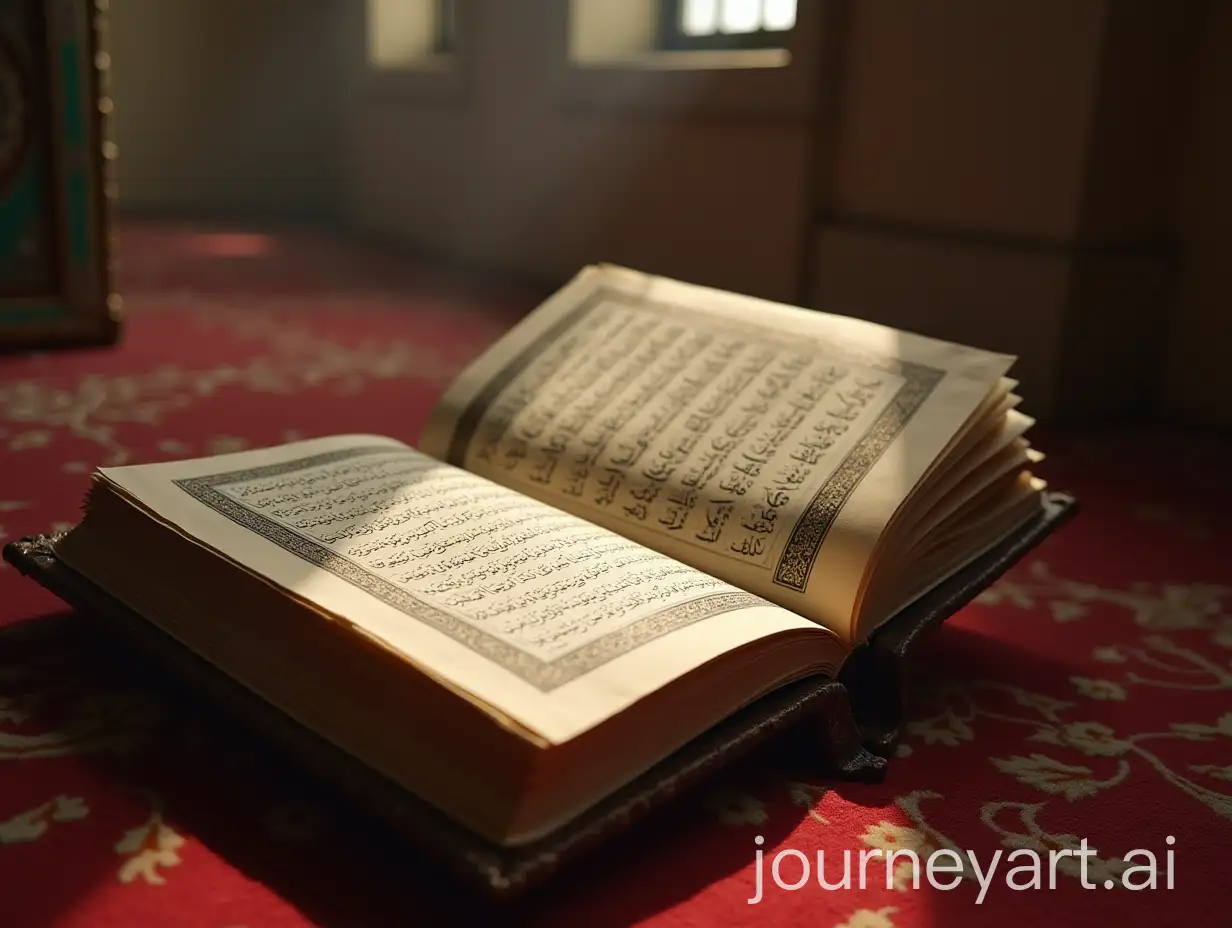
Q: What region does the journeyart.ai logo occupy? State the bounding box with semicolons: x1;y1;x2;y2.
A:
746;834;1176;905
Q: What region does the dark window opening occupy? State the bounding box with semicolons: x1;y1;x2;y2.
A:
435;0;458;54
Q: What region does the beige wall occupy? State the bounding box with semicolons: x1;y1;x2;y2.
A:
107;0;345;217
810;0;1105;418
342;2;827;303
1162;2;1232;428
825;0;1104;241
343;1;1209;422
103;1;1230;428
809;0;1201;421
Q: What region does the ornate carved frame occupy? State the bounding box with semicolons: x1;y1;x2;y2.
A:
0;0;118;350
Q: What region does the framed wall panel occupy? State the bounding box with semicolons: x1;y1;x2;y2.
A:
0;0;118;349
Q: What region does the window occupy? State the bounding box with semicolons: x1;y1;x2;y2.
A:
435;0;458;55
661;0;797;50
367;0;457;69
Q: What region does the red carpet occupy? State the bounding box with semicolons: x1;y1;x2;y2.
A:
1;223;1229;927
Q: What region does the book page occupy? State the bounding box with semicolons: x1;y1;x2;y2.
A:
91;435;832;745
420;266;1014;640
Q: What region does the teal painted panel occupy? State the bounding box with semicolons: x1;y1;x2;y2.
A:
60;44;85;146
67;171;90;265
0;163;39;254
0;304;68;324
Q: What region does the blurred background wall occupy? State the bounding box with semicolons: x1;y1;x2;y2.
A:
104;0;1229;427
107;0;346;218
1163;1;1231;429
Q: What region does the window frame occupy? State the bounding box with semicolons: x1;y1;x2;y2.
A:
434;0;458;55
657;0;797;52
357;0;470;105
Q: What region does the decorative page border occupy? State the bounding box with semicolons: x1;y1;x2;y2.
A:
445;289;945;594
173;446;764;692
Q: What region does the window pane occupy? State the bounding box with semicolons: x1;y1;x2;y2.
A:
762;0;796;31
681;0;719;36
719;0;761;35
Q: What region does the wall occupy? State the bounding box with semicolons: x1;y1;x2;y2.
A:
344;1;1214;422
342;1;827;303
106;0;345;218
107;1;1227;427
809;0;1200;421
1162;2;1232;428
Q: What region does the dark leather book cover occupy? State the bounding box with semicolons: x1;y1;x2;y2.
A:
2;491;1074;897
844;491;1078;754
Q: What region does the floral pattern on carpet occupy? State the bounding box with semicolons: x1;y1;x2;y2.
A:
1;223;1229;927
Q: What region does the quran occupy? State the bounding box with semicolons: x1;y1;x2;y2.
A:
9;265;1074;893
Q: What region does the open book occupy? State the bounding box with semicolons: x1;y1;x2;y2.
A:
51;265;1047;850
